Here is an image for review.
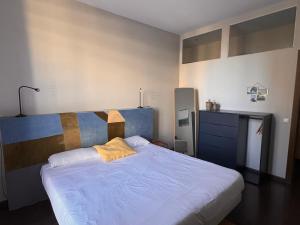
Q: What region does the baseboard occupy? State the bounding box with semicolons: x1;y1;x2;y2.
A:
266;174;289;184
242;167;289;185
0;200;8;209
295;159;300;168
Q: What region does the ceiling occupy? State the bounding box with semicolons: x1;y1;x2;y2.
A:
77;0;284;34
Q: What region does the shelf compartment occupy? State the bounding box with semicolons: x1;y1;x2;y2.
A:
229;7;296;57
182;29;222;64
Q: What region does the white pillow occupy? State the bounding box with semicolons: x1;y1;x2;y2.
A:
48;147;99;168
125;136;150;148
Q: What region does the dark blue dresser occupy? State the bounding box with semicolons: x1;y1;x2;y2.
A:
198;110;273;184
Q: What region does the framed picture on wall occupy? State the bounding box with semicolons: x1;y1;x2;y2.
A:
247;83;269;102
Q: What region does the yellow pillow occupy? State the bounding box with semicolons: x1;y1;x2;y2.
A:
93;137;136;162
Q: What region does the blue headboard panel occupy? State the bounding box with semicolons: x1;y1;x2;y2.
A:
0;114;63;145
120;108;154;140
77;112;108;148
0;107;154;210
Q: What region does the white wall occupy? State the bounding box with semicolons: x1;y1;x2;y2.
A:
0;0;179;201
180;0;300;178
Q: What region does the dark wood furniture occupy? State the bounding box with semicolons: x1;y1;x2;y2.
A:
198;110;272;184
152;140;170;149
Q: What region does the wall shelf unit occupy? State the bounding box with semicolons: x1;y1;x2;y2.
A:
182;29;222;64
229;7;296;57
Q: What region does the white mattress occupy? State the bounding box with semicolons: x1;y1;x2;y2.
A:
41;144;244;225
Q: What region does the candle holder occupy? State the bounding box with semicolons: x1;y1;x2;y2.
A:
138;88;144;108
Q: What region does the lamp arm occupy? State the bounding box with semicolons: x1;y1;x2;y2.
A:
18;86;23;116
19;85;39;91
17;86;40;117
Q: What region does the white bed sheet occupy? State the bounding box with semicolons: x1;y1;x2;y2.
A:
41;144;244;225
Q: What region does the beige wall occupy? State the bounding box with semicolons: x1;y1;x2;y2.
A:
180;0;300;178
0;0;179;201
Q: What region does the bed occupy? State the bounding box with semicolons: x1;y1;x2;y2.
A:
41;143;244;225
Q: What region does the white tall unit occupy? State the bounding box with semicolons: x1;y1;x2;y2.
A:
174;88;198;156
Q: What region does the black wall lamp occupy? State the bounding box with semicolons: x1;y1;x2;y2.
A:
16;86;40;117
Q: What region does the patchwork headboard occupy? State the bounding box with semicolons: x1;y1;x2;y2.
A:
0;108;154;210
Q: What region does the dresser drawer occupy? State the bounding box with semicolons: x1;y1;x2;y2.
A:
200;111;239;127
198;144;237;169
198;133;236;150
199;123;238;138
